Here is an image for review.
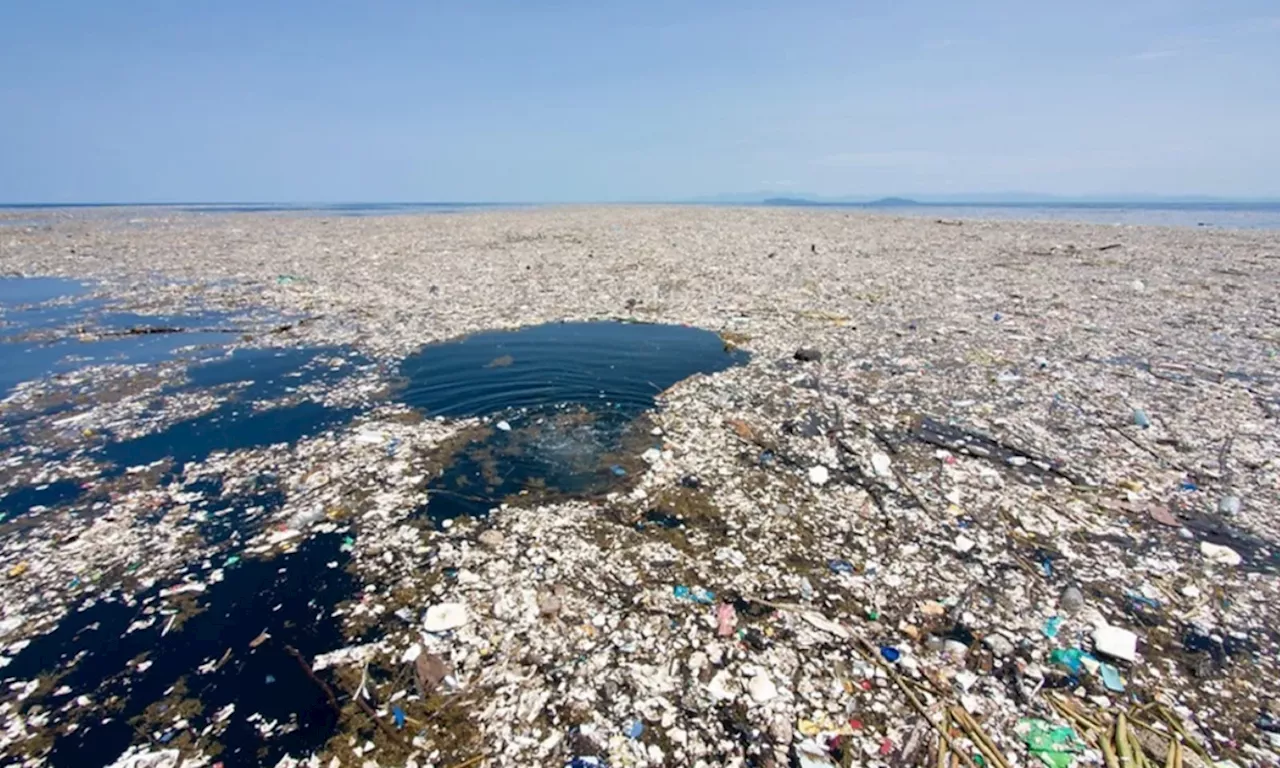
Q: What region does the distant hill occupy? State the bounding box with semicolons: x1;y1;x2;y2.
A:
761;196;921;207
865;197;920;206
761;197;820;206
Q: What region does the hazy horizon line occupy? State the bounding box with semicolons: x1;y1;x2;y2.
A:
5;195;1280;208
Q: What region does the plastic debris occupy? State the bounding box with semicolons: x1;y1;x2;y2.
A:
1042;616;1062;638
748;673;778;703
1148;505;1180;527
2;209;1278;768
1018;718;1084;768
715;602;737;637
673;585;715;604
1093;625;1138;662
1049;648;1087;674
1099;663;1124;692
1132;408;1151;428
423;602;469;632
624;720;643;739
1218;494;1241;515
1201;541;1243;566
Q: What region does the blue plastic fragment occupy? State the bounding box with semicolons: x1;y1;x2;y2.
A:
264;674;276;684
828;559;855;574
1132;409;1151;429
1042;616;1063;638
1100;663;1125;692
1126;592;1160;610
393;706;406;729
610;465;627;477
880;646;901;663
569;758;607;768
625;720;644;739
673;585;715;604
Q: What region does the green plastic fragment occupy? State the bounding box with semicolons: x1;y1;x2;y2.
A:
1019;718;1084;768
1048;647;1085;674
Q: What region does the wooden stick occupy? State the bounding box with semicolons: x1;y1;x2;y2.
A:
1156;705;1214;767
1102;728;1121;768
1116;711;1136;768
852;638;979;768
950;706;1012;768
284;644;340;714
937;710;951;768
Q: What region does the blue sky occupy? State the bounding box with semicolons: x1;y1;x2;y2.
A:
2;1;1278;202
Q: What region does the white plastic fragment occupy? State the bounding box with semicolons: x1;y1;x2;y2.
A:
1093;624;1139;662
1200;541;1242;567
423;602;469;632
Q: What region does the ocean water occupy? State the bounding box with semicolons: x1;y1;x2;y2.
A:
0;202;518;219
757;201;1280;229
4;201;1279;228
399;321;748;522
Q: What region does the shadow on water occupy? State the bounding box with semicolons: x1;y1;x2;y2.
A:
398;321;748;523
3;535;357;768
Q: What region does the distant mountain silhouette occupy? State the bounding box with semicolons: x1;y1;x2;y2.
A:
761;196;921;207
761;197;820;206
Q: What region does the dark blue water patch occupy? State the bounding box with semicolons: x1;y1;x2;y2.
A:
400;321;747;418
188;475;287;545
1;534;356;768
98;401;359;471
402;321;746;523
0;480;83;521
184;346;363;402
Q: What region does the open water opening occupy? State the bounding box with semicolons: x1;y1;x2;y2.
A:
398;321;747;522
